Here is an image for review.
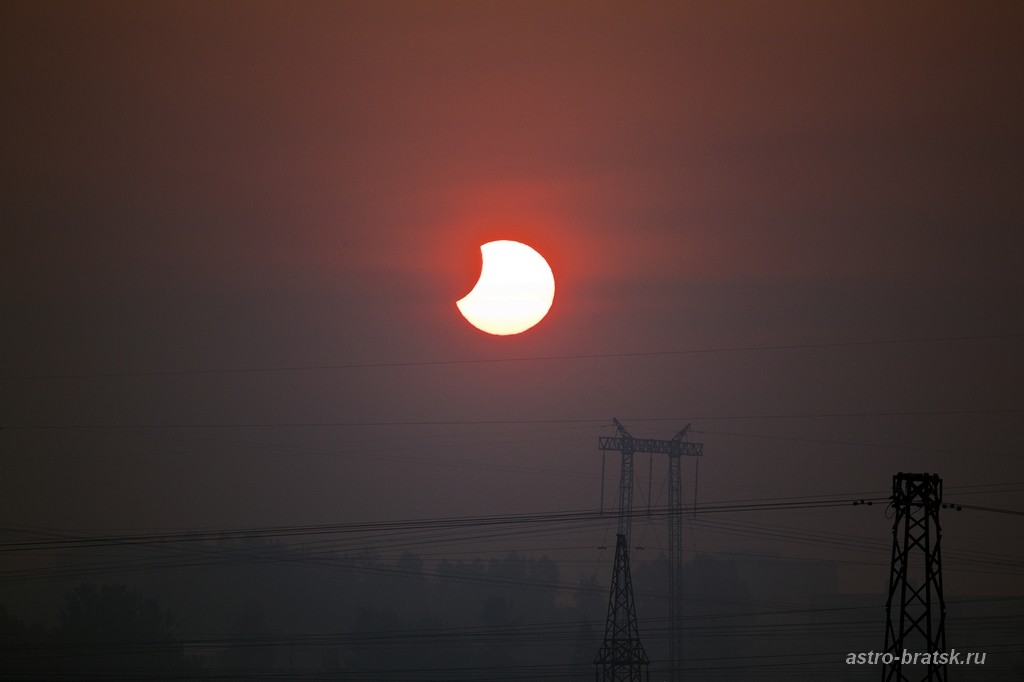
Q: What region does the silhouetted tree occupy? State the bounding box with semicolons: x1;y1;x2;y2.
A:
54;583;187;678
0;603;51;679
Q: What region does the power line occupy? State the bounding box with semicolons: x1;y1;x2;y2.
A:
4;408;1022;431
955;504;1024;517
0;497;893;555
2;332;1020;381
696;429;1022;459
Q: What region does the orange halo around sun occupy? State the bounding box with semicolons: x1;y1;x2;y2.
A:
456;240;555;335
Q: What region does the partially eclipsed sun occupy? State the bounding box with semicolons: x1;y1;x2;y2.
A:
456;240;555;335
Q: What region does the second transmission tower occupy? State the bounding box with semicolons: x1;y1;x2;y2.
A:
882;472;947;682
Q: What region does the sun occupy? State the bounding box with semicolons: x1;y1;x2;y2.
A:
456;240;555;335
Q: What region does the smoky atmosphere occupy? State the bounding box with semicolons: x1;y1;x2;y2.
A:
2;2;1022;680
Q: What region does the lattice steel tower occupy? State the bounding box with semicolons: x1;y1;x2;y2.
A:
595;534;649;681
598;419;703;682
882;472;947;682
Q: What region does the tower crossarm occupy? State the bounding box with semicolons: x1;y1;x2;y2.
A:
598;436;703;457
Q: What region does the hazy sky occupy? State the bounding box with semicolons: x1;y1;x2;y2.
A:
2;2;1022;596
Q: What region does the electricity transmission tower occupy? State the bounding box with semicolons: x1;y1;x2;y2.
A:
882;472;947;682
595;533;649;681
598;419;703;681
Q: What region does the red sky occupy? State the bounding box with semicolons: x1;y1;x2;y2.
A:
2;1;1022;595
